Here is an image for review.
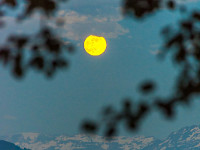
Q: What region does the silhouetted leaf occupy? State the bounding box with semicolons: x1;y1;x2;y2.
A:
82;121;98;133
2;0;17;7
167;0;175;9
139;81;155;93
0;47;10;65
30;56;44;70
105;127;116;137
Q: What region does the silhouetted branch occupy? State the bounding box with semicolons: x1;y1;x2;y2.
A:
82;1;200;138
123;0;176;18
0;0;74;78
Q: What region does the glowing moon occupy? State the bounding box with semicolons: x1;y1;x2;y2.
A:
84;35;107;56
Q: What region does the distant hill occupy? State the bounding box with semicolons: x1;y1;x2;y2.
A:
0;140;29;150
2;125;200;150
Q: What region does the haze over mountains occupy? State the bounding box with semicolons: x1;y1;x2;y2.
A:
2;125;200;150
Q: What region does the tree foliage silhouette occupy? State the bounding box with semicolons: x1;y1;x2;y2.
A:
1;0;200;139
82;0;200;137
0;0;74;78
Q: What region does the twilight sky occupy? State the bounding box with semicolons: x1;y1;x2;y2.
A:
1;0;200;139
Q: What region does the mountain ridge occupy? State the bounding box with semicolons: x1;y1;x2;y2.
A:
2;125;200;150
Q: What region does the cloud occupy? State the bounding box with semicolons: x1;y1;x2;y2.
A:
149;44;163;55
94;17;108;23
53;10;129;41
4;115;17;120
2;4;128;43
59;11;88;24
150;50;162;55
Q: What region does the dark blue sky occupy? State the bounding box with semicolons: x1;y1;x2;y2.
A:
0;0;200;139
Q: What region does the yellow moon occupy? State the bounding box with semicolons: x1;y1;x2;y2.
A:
84;35;107;56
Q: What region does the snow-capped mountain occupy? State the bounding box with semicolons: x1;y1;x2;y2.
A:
156;125;200;150
0;133;158;150
2;125;200;150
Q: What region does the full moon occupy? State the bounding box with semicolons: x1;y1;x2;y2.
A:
84;35;107;56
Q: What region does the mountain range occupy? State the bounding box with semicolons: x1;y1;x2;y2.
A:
1;125;200;150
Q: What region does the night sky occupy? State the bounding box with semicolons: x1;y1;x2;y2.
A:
0;0;200;139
